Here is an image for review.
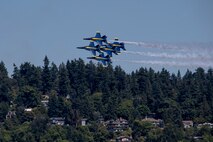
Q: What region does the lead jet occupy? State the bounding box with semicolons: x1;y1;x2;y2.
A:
83;32;107;46
77;41;101;56
87;53;112;66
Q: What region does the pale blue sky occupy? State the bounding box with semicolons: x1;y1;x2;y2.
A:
0;0;213;75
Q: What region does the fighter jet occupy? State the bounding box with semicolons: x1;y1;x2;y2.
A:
99;44;121;57
83;31;107;45
87;53;112;66
77;41;102;56
108;38;126;51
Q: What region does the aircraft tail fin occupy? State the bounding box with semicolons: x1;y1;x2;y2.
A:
114;37;119;41
120;43;126;50
101;60;106;66
89;41;95;47
106;51;112;57
105;54;110;59
95;32;101;38
102;35;107;42
99;52;105;57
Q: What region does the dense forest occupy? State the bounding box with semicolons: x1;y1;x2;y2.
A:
0;56;213;142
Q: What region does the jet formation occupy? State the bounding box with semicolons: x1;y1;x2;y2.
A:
77;32;126;66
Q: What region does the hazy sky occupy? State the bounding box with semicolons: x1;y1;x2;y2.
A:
0;0;213;75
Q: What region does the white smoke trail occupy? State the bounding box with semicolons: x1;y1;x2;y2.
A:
114;59;213;68
124;51;213;61
114;40;184;50
117;40;213;53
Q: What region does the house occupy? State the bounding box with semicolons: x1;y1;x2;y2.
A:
106;118;129;132
6;111;16;119
41;100;49;107
50;117;65;125
97;115;104;124
24;108;32;112
197;122;213;128
182;120;193;128
41;95;49;108
41;95;49;100
98;117;105;124
81;118;87;126
116;136;132;142
141;117;164;128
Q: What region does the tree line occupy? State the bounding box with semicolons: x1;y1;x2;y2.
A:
0;56;213;141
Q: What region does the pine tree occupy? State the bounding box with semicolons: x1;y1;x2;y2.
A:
0;61;11;103
16;86;40;108
58;63;71;97
41;56;51;94
50;62;58;91
19;62;42;89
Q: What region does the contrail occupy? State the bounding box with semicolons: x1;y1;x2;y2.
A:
116;40;184;50
114;59;213;68
117;40;213;52
124;51;213;61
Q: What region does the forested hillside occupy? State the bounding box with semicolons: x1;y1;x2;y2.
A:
0;56;213;142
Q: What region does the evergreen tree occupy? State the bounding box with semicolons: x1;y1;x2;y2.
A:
49;62;58;91
16;86;40;108
41;56;51;94
48;93;65;117
58;63;71;97
19;62;42;89
0;61;11;103
85;61;98;94
0;102;9;122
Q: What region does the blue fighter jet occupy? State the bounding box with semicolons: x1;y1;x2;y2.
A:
83;31;107;45
99;44;121;57
77;41;101;56
78;32;127;65
108;38;126;51
87;53;112;66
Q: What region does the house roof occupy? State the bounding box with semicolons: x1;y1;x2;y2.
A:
141;118;162;123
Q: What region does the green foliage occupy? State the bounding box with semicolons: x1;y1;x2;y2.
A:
48;93;67;117
162;123;184;142
88;122;109;142
0;61;11;103
135;104;150;119
17;62;42;89
117;99;134;120
0;129;12;142
16;106;34;123
0;102;9;122
158;99;183;127
31;115;48;141
58;63;71;97
132;120;153;140
71;126;94;142
11;122;35;142
41;125;68;142
41;56;52;94
0;57;212;141
146;128;163;142
16;85;40;108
